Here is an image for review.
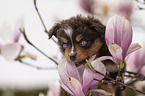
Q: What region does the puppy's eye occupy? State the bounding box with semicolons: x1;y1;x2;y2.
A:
80;40;87;46
62;44;68;49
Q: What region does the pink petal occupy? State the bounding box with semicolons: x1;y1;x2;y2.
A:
82;67;96;94
82;60;106;94
65;62;80;81
126;47;145;70
121;18;132;59
13;17;24;42
58;59;81;95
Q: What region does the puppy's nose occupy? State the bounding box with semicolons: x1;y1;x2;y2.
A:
69;53;77;61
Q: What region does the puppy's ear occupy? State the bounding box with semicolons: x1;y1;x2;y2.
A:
88;16;106;38
48;24;60;39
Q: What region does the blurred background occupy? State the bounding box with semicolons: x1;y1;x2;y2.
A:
0;0;145;96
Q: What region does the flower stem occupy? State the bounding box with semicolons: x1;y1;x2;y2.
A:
20;28;58;65
19;60;57;70
33;0;57;44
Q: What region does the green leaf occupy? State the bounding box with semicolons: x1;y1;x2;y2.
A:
85;59;95;72
118;62;124;70
87;91;92;96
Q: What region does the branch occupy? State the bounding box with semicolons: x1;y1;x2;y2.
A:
125;71;143;78
20;28;58;65
95;70;114;81
94;70;145;95
18;60;57;70
125;71;139;75
33;0;57;44
126;76;145;85
117;81;145;95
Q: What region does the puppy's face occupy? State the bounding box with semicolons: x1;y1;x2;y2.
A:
49;15;105;66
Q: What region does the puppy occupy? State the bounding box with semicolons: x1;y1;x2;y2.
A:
49;15;120;96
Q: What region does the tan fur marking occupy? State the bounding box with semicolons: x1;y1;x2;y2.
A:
75;34;83;42
64;45;71;62
60;37;68;43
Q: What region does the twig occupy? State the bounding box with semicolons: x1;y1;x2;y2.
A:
125;71;139;75
33;0;57;44
95;70;114;81
19;60;57;70
20;28;58;65
94;70;145;95
117;81;145;95
126;76;145;85
94;78;116;84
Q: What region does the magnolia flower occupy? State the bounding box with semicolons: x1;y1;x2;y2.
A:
102;15;141;64
0;17;24;61
126;47;145;75
58;58;111;96
79;0;94;14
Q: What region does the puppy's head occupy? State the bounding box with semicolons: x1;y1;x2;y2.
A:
49;15;105;66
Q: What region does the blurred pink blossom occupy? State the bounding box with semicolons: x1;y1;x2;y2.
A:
118;1;133;19
0;17;24;61
79;0;94;14
79;0;134;24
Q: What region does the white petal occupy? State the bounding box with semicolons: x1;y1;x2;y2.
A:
90;89;112;96
82;67;96;94
38;93;45;96
65;61;80;81
91;60;106;77
109;43;122;61
127;43;142;56
1;43;21;61
59;80;73;95
97;56;114;62
67;77;85;96
88;55;96;62
0;24;13;43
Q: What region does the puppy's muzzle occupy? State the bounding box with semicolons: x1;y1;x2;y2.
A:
69;52;77;61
